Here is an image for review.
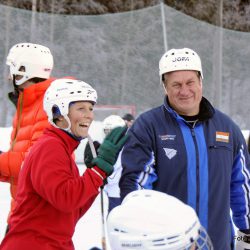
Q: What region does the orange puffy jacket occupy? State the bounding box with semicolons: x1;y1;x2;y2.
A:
0;78;56;221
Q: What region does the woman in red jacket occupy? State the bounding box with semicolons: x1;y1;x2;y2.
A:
0;79;127;250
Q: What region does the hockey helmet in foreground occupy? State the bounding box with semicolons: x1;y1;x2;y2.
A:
107;189;213;250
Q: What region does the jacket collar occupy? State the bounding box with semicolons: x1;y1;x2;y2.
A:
45;125;80;154
19;78;56;107
163;96;215;122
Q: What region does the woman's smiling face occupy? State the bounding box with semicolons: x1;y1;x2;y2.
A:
67;101;94;138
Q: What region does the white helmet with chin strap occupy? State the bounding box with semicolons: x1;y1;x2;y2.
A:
107;189;213;250
159;48;203;84
6;43;54;86
103;115;126;135
43;78;97;130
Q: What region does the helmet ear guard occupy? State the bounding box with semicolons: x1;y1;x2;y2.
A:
107;190;213;250
6;43;54;86
159;48;203;85
43;79;97;128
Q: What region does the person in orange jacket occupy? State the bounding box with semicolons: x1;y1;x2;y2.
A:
0;43;55;232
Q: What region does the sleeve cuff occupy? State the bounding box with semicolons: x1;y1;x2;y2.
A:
91;166;107;180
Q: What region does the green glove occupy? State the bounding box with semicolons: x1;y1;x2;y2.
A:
92;126;128;176
84;141;100;168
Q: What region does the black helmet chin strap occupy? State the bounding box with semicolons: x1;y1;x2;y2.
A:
12;75;19;92
8;75;20;107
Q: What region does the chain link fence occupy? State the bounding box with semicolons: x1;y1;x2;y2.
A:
0;4;250;128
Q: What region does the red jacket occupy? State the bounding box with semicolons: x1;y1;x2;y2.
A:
0;77;75;221
0;126;106;250
0;78;55;219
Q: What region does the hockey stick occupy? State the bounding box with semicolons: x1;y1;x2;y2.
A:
87;135;107;250
87;135;97;158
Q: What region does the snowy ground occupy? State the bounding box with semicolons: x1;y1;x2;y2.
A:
0;123;112;250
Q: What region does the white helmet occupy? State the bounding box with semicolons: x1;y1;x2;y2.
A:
6;43;54;86
159;48;203;83
107;190;213;250
103;115;126;135
43;78;97;128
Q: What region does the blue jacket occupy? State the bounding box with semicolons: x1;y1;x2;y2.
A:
120;97;250;250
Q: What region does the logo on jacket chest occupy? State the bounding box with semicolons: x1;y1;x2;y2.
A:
159;134;176;141
216;131;230;143
163;148;177;159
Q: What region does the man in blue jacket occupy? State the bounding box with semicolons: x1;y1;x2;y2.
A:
119;48;250;250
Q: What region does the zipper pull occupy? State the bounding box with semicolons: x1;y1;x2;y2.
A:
191;128;195;137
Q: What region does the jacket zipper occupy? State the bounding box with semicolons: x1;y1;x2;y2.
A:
191;125;200;215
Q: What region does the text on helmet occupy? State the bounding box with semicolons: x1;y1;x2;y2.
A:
172;57;190;62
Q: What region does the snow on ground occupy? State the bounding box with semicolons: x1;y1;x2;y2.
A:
0;123;112;250
242;129;250;144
